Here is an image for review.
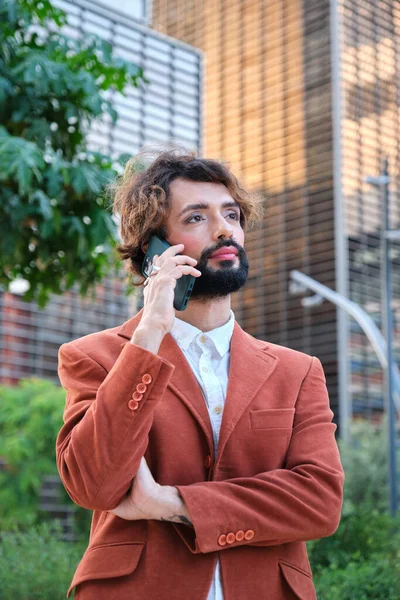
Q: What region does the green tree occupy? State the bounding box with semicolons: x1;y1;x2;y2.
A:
0;0;145;306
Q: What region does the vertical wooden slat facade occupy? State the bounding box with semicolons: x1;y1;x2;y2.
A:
152;0;339;418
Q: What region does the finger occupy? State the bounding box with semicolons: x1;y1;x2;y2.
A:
157;243;185;260
151;254;160;269
149;265;162;276
168;255;197;266
154;255;197;274
138;456;148;471
140;456;153;476
169;265;202;279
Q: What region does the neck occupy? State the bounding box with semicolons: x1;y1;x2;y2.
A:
175;295;231;332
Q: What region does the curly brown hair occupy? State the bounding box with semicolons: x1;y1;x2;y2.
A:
111;148;263;282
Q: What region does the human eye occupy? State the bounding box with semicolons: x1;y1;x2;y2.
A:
227;211;240;220
186;214;204;224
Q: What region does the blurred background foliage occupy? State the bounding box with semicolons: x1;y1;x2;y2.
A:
0;522;86;600
0;378;91;536
0;0;146;306
309;419;400;599
0;1;398;598
0;378;399;598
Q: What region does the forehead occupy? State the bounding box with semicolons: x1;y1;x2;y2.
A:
168;178;234;211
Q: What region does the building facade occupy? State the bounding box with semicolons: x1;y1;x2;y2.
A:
0;0;202;384
2;0;399;435
339;0;400;422
151;0;400;429
153;0;340;418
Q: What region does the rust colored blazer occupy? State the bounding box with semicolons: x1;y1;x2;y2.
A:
56;310;344;600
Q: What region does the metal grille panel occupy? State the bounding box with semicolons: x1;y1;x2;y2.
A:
151;0;339;418
341;0;400;417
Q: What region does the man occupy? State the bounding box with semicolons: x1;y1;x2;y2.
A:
56;150;344;600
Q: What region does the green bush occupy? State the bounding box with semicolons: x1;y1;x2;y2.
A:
308;508;400;598
308;508;400;573
314;555;400;600
308;419;400;598
1;380;399;597
0;378;90;537
338;418;389;514
0;522;85;600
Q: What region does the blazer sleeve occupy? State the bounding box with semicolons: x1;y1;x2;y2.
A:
56;341;175;511
174;356;344;553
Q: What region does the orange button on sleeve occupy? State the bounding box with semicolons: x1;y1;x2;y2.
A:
218;534;227;546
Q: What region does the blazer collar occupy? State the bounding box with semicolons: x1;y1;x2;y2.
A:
117;311;279;460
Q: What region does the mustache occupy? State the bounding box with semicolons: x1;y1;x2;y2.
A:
201;239;245;261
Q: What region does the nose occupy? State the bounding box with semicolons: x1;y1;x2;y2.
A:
213;215;234;241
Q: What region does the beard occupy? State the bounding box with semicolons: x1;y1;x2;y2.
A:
190;239;249;300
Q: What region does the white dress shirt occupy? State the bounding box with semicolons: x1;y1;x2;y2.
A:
170;310;235;600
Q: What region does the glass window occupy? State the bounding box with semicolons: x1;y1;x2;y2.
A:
92;0;148;22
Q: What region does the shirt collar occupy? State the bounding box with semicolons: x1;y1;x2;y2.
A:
170;310;235;357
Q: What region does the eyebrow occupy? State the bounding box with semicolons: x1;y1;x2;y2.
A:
177;201;240;219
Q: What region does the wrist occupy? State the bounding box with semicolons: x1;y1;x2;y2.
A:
157;486;192;527
156;485;179;519
130;321;166;354
138;315;168;337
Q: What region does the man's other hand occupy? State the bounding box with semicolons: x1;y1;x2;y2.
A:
110;457;192;527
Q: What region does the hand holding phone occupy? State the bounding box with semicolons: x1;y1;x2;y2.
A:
139;236;201;337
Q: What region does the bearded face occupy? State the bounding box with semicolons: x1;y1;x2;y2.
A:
190;239;249;300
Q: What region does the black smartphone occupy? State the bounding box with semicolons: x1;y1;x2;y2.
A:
141;235;196;311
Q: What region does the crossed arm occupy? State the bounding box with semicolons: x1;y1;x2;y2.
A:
109;455;192;527
56;340;344;554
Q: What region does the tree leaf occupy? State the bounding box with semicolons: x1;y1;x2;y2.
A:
31;190;52;220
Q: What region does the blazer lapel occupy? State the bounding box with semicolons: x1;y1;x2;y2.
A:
158;335;215;455
117;312;279;461
117;311;214;455
216;322;280;463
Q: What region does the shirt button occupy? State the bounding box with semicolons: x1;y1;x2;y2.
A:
199;335;207;343
201;366;209;373
213;405;223;415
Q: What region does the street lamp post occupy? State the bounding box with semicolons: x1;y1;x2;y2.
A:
366;158;399;516
290;158;400;516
